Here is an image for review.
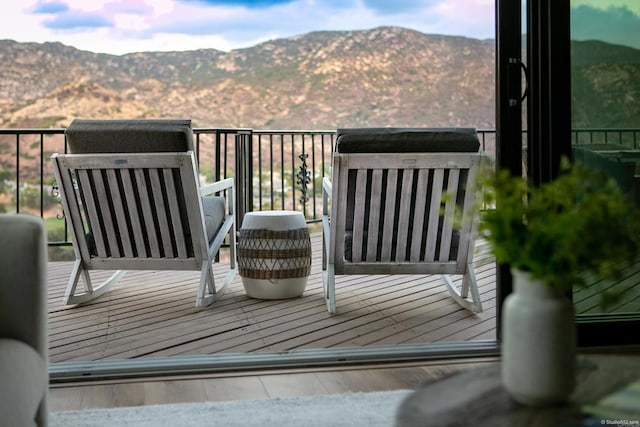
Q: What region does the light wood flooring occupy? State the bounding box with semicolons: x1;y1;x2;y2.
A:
49;358;498;411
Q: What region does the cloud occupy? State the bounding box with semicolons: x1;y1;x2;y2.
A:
177;0;296;8
571;5;640;49
362;0;439;14
30;1;148;32
32;1;69;14
42;11;113;30
104;0;154;15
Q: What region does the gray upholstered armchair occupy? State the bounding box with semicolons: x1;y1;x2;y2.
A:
0;214;49;426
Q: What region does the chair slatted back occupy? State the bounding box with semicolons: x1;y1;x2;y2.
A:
52;152;207;270
331;152;483;275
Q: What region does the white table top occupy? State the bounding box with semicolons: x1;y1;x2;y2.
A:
241;210;306;230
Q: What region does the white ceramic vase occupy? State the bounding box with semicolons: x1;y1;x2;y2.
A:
501;268;576;406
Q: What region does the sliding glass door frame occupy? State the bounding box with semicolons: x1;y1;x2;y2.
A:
494;0;525;340
525;0;640;347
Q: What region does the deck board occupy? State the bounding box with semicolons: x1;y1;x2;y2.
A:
46;234;499;363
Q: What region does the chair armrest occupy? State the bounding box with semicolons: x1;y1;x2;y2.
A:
322;176;332;196
322;177;332;217
201;177;234;196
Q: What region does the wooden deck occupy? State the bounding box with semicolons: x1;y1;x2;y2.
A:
47;234;498;364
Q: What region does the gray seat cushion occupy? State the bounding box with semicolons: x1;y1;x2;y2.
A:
336;127;480;153
202;196;226;243
66;119;194;153
0;339;48;427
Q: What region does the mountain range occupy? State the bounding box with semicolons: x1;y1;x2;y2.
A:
0;26;638;131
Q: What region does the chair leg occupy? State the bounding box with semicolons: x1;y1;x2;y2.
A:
322;264;336;314
197;261;216;307
465;267;483;313
63;259;125;305
196;258;236;307
322;231;327;271
197;217;237;308
442;263;483;313
321;218;336;313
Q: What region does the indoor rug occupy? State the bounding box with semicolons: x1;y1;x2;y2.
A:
50;389;413;427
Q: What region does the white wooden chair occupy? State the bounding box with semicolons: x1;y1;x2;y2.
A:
51;119;237;307
322;128;485;314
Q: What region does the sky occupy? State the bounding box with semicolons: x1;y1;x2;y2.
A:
1;0;638;55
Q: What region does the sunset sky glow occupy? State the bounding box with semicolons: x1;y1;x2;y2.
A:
1;0;638;55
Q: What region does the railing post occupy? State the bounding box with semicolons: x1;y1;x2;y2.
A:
235;130;254;226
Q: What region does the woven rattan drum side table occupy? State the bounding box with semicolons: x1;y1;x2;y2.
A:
238;210;311;299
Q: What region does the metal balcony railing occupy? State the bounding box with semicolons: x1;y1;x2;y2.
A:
1;127;638;251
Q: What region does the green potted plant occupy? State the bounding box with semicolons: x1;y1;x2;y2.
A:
479;158;640;406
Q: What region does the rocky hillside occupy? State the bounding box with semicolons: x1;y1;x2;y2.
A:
1;27;638;131
571;40;640;128
0;27;495;130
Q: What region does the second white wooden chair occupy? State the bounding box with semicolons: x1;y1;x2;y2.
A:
322;128;485;314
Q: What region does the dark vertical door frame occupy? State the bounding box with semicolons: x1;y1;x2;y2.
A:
526;0;571;186
495;0;524;339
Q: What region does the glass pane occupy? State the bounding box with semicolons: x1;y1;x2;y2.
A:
570;1;640;317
